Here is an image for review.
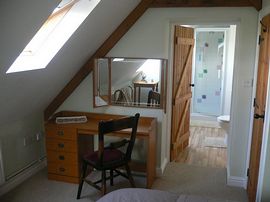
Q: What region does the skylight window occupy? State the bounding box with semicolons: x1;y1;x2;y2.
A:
6;0;100;73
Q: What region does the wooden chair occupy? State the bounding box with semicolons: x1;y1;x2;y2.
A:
147;90;160;107
76;113;140;198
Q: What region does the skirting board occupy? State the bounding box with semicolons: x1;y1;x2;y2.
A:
0;158;47;196
227;175;247;189
156;158;169;177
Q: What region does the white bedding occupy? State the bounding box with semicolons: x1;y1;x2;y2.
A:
97;188;237;202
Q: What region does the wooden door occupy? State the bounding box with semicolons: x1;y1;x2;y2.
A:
171;26;194;161
247;14;270;202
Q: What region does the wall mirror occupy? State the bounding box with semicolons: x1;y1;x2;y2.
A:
93;58;110;107
93;57;167;110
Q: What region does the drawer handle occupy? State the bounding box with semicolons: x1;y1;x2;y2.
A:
57;131;64;136
58;143;65;148
59;167;65;172
59;155;65;160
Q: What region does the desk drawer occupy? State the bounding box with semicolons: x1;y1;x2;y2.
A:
47;163;79;177
46;126;77;140
47;151;78;164
46;138;77;153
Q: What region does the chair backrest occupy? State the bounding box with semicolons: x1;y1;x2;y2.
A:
98;113;140;163
113;86;133;105
147;90;160;106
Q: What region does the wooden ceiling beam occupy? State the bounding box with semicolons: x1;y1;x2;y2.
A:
150;0;261;10
44;0;154;120
248;0;262;10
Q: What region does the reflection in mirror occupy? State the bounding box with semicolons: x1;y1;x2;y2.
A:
111;58;165;108
93;58;110;107
94;57;167;109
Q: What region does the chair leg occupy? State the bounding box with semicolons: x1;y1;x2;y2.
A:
125;164;135;187
77;162;87;199
101;170;107;195
110;169;114;186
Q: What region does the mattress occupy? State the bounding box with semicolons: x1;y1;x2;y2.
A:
97;188;237;202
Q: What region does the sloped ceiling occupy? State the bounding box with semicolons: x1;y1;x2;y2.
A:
0;0;140;124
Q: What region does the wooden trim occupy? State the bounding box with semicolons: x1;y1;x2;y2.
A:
164;60;168;113
248;0;262;11
44;0;154;120
93;59;97;108
108;58;112;105
160;61;164;109
150;0;258;9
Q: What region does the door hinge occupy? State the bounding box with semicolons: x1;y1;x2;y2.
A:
171;143;174;150
259;35;264;45
247;168;250;177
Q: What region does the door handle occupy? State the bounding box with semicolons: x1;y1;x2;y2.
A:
190;84;195;87
254;113;264;120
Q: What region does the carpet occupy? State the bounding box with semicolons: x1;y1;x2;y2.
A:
152;163;247;202
203;136;227;148
0;163;247;202
0;169;146;202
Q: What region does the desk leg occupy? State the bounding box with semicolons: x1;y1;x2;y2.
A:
146;121;156;188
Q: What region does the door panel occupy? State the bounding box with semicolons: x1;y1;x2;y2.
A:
171;26;194;161
247;14;270;202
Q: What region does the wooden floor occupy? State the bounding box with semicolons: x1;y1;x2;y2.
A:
175;126;227;168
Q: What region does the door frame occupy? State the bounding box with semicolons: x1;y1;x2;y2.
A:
248;13;270;201
166;21;241;185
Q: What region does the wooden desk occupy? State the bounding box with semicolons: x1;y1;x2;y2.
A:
133;81;158;105
45;111;157;188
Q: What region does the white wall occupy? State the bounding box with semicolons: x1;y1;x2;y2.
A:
223;25;236;116
263;0;270;7
0;0;60;181
0;113;46;178
59;7;258;178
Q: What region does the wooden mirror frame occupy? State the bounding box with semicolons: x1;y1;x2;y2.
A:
93;57;167;112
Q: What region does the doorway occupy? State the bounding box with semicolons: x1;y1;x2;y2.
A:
171;25;237;170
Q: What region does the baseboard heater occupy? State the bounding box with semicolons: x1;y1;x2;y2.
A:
5;156;46;181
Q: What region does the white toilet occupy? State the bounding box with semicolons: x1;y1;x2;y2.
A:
217;115;230;133
217;115;230;145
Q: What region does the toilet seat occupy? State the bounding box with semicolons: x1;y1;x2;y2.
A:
217;115;230;123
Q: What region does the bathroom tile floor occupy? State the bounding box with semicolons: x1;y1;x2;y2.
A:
175;126;227;168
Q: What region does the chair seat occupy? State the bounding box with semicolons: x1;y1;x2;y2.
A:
84;148;125;168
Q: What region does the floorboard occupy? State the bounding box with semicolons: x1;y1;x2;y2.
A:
175;126;227;168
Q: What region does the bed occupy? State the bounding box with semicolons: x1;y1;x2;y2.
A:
96;188;237;202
